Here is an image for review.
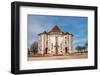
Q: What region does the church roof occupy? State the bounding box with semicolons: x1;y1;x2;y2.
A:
43;31;48;34
50;25;61;32
38;25;73;36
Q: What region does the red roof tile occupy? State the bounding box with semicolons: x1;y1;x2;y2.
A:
50;25;61;32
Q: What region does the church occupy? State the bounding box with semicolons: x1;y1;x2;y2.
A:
38;25;73;56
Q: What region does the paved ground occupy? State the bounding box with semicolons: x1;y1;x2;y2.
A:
27;53;88;61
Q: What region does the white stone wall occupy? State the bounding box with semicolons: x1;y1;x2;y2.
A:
38;33;73;55
68;35;73;53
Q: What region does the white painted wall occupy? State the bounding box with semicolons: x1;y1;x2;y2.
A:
39;33;72;55
0;0;99;76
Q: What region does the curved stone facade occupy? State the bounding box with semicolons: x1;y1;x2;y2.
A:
38;25;73;55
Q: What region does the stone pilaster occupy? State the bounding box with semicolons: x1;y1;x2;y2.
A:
68;35;73;53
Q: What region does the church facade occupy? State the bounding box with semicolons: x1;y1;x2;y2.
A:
38;25;73;56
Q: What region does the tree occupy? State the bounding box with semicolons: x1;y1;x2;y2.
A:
85;42;88;50
28;48;30;55
30;41;38;55
75;42;88;53
75;46;83;53
83;42;88;52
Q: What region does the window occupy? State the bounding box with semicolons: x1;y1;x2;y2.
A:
65;37;67;44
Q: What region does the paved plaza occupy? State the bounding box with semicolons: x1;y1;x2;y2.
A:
28;53;88;61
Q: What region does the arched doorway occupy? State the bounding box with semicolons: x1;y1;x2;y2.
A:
45;48;48;54
65;47;68;54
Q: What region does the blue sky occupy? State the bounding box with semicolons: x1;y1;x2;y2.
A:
28;15;88;49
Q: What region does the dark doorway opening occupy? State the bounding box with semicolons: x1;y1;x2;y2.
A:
65;47;68;53
45;48;48;54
